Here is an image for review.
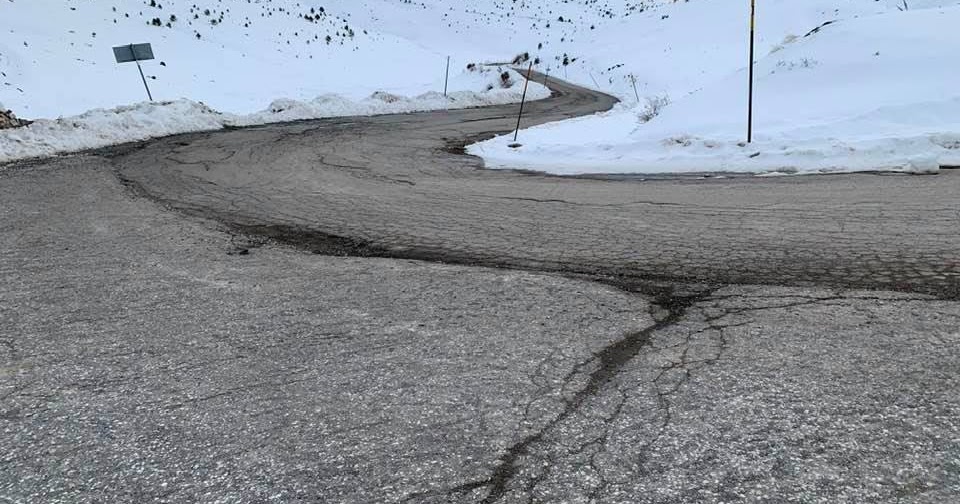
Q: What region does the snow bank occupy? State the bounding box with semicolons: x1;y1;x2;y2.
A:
0;69;547;164
231;67;549;126
470;4;960;175
0;100;224;162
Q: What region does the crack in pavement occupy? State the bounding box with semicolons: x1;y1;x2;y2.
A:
397;286;717;503
395;286;952;503
75;68;960;502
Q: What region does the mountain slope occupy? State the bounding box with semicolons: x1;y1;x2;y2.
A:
468;0;960;174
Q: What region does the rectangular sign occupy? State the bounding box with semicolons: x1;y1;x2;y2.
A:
113;43;154;63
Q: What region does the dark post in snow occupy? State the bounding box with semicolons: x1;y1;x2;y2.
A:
630;74;640;103
747;0;756;143
513;62;535;143
135;58;153;101
443;56;451;97
113;43;155;101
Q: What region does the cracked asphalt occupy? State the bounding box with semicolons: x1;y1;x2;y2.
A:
3;74;960;503
114;73;960;298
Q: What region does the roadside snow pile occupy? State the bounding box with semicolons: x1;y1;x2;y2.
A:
232;67;548;126
0;100;223;162
470;2;960;175
0;69;547;163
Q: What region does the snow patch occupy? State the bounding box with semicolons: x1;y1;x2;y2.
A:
470;4;960;175
0;70;547;164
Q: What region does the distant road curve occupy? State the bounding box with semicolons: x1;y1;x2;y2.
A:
116;72;960;298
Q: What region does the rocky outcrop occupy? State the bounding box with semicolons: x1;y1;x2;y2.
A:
0;109;28;129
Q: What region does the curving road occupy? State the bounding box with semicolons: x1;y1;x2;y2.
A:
4;74;960;503
116;72;960;298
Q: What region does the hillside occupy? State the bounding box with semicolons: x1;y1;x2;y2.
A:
465;0;960;174
3;0;960;173
0;0;554;118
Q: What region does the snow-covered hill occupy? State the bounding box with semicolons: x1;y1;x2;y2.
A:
466;0;960;174
3;0;960;173
0;0;558;161
0;0;553;118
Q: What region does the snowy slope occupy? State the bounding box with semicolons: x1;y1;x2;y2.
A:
8;0;865;118
0;0;549;118
0;0;551;162
4;0;960;173
468;0;960;175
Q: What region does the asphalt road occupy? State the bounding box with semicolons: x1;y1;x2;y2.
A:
2;74;960;503
114;72;960;299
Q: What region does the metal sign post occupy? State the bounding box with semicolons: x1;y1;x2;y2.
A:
747;0;756;143
113;43;155;101
513;62;534;143
444;56;451;97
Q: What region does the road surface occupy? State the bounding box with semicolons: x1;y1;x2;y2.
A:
2;74;959;503
114;72;960;298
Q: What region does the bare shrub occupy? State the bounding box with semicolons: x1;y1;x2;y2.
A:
638;95;670;123
511;52;530;65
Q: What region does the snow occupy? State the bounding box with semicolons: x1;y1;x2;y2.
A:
469;1;960;175
3;0;960;173
0;0;549;163
0;0;537;118
0;100;224;162
0;68;546;163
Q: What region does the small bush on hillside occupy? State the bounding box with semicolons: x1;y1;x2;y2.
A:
511;52;530;65
638;95;670;123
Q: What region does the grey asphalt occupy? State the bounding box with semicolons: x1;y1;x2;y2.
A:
114;72;960;298
2;74;960;503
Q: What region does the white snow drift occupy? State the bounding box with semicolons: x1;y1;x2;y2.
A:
470;1;960;175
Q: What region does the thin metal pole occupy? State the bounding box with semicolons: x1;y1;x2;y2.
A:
135;60;153;101
131;44;153;101
443;56;450;97
630;74;640;103
747;0;755;143
513;62;534;143
589;72;600;89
